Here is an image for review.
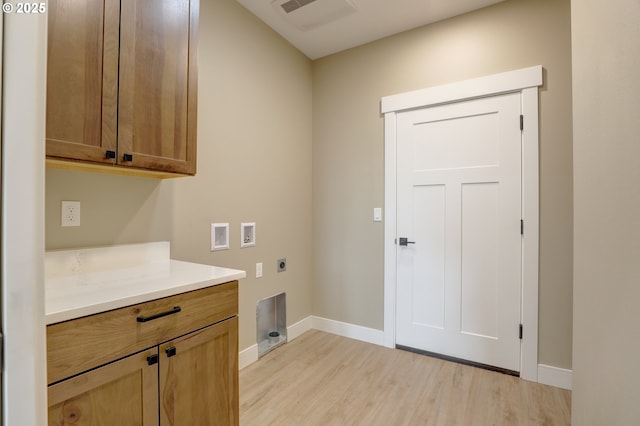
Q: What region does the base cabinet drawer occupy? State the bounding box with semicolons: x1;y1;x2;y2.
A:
47;284;239;426
47;281;238;384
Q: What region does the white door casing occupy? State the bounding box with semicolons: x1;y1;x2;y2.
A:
2;10;48;425
395;93;522;372
382;66;542;382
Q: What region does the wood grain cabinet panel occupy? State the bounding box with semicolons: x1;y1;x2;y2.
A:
46;0;198;176
160;318;239;426
118;0;198;174
46;0;119;164
48;348;159;426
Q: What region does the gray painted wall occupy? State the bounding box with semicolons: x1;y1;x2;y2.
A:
312;0;573;369
572;0;640;422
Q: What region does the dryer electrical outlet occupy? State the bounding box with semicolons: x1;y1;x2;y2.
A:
277;258;286;273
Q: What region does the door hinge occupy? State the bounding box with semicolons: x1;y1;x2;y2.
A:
520;219;524;235
519;324;523;340
520;115;524;131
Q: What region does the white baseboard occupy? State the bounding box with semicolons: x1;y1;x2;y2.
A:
239;316;385;370
239;344;258;370
287;316;314;341
311;316;385;346
241;317;572;392
537;364;572;390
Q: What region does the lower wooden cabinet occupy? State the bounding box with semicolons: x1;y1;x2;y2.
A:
48;348;159;426
47;282;239;426
160;317;238;425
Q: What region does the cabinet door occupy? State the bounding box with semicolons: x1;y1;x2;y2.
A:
118;0;198;175
46;0;119;164
160;317;239;426
48;349;159;426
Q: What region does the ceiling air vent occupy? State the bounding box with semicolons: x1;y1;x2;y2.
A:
272;0;357;31
280;0;317;14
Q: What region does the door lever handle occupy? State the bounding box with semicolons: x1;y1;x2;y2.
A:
399;237;415;246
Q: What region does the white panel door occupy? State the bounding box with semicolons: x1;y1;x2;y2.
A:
396;92;522;372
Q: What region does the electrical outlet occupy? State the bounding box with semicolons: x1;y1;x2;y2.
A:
256;262;263;278
61;201;81;227
277;258;286;273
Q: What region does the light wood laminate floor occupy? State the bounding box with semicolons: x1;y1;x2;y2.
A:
240;330;571;425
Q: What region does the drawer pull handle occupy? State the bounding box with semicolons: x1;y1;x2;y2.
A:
136;306;181;323
166;346;177;358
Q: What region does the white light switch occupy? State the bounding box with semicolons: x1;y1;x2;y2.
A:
256;262;263;278
373;208;382;222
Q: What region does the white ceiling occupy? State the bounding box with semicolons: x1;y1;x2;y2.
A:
235;0;505;60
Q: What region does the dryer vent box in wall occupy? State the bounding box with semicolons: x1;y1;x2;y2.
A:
257;292;287;357
211;223;229;251
272;0;357;31
241;222;256;248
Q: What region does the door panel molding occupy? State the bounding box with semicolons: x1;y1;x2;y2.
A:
382;66;542;382
396;93;522;372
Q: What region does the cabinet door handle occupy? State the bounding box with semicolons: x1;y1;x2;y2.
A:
105;150;116;159
165;346;177;358
147;354;159;366
136;306;181;323
123;153;133;162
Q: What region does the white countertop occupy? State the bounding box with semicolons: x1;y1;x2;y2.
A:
45;242;246;325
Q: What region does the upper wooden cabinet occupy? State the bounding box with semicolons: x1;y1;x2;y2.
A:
46;0;119;164
46;0;198;176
